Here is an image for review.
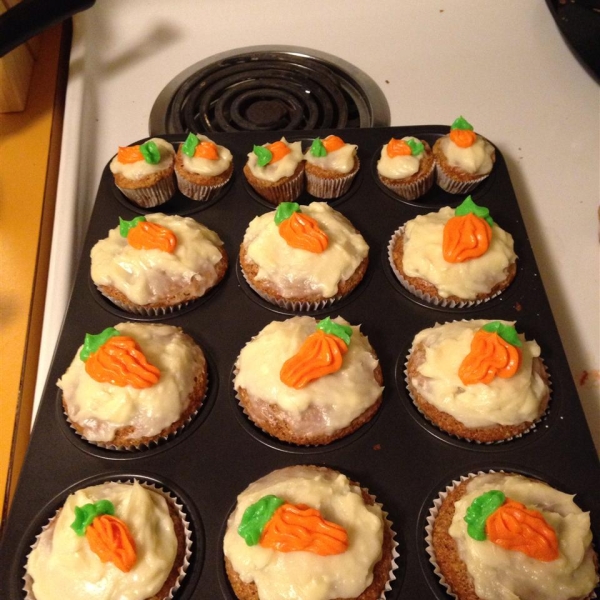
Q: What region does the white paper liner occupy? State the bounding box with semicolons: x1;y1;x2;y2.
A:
245;165;305;205
434;163;489;195
379;157;435;201
116;174;176;208
95;284;197;316
175;169;231;201
23;480;193;600
305;158;359;199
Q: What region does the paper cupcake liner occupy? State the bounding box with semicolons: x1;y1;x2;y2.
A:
96;285;195;316
175;169;231;201
379;159;436;201
434;163;489;195
23;480;193;600
117;174;176;208
246;166;304;205
305;160;359;199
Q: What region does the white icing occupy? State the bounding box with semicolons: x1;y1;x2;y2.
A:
223;466;384;600
377;137;423;180
109;138;175;179
57;322;204;443
243;202;368;299
411;320;546;428
180;134;232;176
402;206;516;300
234;316;382;433
26;482;178;600
448;473;598;600
246;137;303;182
439;134;494;175
304;141;357;174
90;213;224;305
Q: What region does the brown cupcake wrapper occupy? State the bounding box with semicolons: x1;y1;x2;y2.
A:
246;166;304;205
116;175;176;208
95;287;195;316
305;163;359;199
175;169;232;201
379;159;435;201
434;163;489;195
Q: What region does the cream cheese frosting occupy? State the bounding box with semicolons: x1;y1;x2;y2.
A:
447;473;598;600
90;213;225;306
410;320;546;428
243;202;368;298
234;316;382;435
304;142;357;174
223;465;385;600
57;322;204;443
246;137;303;182
401;206;516;300
180;134;232;176
26;482;178;600
377;136;423;180
438;135;495;175
109;138;175;180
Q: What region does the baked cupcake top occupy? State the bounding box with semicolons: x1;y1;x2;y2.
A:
242;202;368;299
91;213;225;306
26;481;178;600
409;320;547;428
446;473;598;600
377;136;428;180
178;132;233;177
246;137;303;182
304;135;358;174
58;322;205;444
109;138;175;180
223;465;385;600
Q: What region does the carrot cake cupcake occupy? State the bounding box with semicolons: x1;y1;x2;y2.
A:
243;137;304;204
234;316;383;445
174;132;233;201
223;464;396;600
110;138;176;208
389;196;517;306
90;213;228;314
58;322;207;449
406;320;550;442
429;471;599;600
240;201;369;309
304;135;359;198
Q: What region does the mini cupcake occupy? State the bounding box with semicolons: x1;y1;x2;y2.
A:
174;132;233;201
110;138;176;208
377;136;435;200
234;316;383;445
406;320;550;442
428;472;599;600
240;201;369;310
58;322;207;449
389;196;517;306
223;465;396;600
432;116;496;194
304;135;359;198
243;137;304;204
91;213;228;315
25;481;191;600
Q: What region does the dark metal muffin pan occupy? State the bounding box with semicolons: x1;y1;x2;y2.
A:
1;126;599;599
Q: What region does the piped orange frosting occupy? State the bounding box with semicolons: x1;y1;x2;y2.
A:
278;211;328;253
194;140;219;160
322;135;346;153
265;140;291;163
386;138;412;157
443;212;492;263
450;128;477;148
127;220;177;253
86;514;137;572
117;145;144;164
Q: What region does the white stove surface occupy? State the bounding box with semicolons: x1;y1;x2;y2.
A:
35;0;599;451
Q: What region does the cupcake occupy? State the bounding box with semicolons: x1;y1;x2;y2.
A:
432;116;496;194
234;316;383;445
389;196;517;306
110;138;176;208
174;132;233;201
57;322;207;449
304;135;359;199
223;465;396;600
243;137;304;204
90;213;228;315
240;201;369;310
25;481;190;600
428;471;599;600
376;136;435;200
406;320;550;442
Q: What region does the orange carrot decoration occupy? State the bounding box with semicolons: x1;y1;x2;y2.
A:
86;514;137;572
127;220;177;253
117;145;144;164
279;212;328;253
194;140;219;160
322;135;346;153
387;138;412;157
443;212;492;263
265;140;291;163
449;128;477;148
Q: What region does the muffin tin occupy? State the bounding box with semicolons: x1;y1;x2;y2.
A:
1;126;599;599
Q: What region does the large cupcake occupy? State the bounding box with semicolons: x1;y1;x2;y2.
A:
428;472;599;600
234;316;383;445
58;322;207;449
389;196;517;306
240;201;369;310
91;213;228;315
223;465;396;600
406;320;550;442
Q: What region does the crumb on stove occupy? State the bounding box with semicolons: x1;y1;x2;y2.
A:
514;302;522;311
373;443;381;451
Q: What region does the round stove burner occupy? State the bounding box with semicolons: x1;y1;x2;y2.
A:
149;46;390;135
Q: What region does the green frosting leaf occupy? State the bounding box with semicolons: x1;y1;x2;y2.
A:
140;140;160;164
310;138;327;158
70;499;115;536
406;138;424;156
119;215;146;238
481;321;522;347
274;202;301;225
253;145;273;167
182;132;199;157
238;495;285;546
464;490;506;541
455;195;494;227
80;327;120;362
317;317;353;346
451;115;474;131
